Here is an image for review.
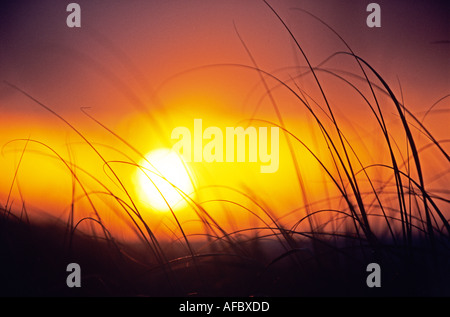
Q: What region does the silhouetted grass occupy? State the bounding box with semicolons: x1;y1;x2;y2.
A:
1;1;449;297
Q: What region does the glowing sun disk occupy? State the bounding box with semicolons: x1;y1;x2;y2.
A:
136;148;195;212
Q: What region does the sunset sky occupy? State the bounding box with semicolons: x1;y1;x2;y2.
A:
0;0;448;241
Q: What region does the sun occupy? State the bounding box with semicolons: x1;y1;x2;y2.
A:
135;148;196;212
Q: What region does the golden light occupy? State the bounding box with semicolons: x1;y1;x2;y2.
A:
135;148;196;212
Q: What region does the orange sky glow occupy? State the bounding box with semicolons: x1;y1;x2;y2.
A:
0;0;448;243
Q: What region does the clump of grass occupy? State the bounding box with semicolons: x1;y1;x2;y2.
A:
1;1;449;296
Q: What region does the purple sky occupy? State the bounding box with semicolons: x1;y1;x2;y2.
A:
0;0;448;116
